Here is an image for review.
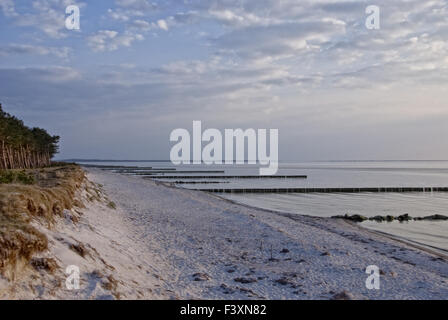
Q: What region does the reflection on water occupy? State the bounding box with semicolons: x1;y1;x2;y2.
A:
362;220;448;252
221;192;448;253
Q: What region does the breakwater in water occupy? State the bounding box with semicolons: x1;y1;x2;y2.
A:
147;175;308;179
196;186;448;193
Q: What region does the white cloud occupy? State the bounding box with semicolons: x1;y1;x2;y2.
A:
1;0;86;38
108;0;157;22
131;19;151;30
157;19;168;31
115;0;157;11
87;30;143;52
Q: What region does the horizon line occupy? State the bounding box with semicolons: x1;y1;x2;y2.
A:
57;158;448;163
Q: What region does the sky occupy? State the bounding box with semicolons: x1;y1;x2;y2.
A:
0;0;447;161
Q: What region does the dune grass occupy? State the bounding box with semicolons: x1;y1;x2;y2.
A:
0;164;85;280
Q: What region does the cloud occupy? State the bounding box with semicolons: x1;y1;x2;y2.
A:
0;44;71;58
130;19;151;30
0;0;86;38
98;0;448;87
128;18;170;32
108;0;157;22
115;0;157;11
156;19;168;31
107;8;131;22
0;66;80;87
0;0;17;17
213;20;346;61
87;30;143;52
208;9;263;27
2;0;448;159
3;60;447;161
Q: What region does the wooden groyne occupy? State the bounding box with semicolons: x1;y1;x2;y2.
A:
114;168;176;172
172;181;230;184
131;170;226;175
195;187;448;193
82;165;146;169
145;175;308;179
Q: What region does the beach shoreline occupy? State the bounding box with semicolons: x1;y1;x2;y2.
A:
204;190;448;260
2;167;447;299
82;168;448;299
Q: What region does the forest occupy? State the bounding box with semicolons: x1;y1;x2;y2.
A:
0;103;59;170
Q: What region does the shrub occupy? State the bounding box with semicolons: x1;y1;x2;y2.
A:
0;170;35;185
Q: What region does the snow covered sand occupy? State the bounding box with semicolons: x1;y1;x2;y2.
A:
80;168;448;299
4;167;446;299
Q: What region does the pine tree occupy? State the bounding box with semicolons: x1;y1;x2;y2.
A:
0;103;60;169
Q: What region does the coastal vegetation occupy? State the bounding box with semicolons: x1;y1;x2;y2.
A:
0;103;87;281
0;103;59;170
0;170;35;185
0;165;85;280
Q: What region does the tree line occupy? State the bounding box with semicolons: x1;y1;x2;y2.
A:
0;103;59;169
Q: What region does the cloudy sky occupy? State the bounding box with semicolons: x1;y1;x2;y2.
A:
0;0;447;161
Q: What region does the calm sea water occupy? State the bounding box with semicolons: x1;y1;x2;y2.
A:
79;160;448;254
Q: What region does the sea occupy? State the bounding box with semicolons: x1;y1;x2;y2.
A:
76;160;448;254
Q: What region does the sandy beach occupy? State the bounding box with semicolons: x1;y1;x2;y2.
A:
22;168;448;299
2;167;447;299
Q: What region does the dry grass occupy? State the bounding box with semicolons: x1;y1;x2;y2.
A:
30;257;59;274
0;165;85;280
107;201;116;210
